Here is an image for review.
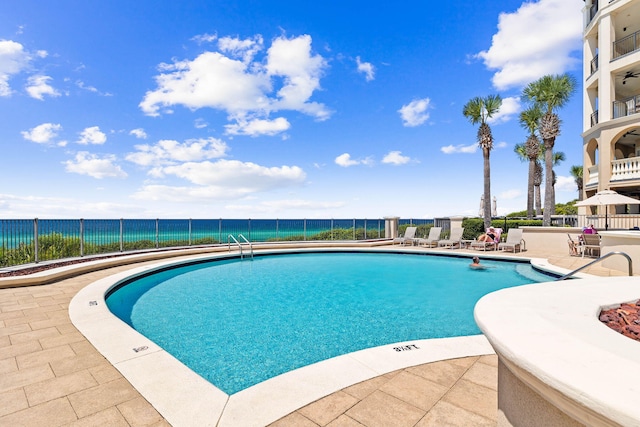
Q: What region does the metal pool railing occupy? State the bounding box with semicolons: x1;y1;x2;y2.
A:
0;218;433;268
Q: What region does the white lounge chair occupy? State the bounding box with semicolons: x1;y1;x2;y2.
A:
581;233;601;258
393;226;417;246
417;227;442;247
498;229;525;253
470;227;502;251
437;228;464;249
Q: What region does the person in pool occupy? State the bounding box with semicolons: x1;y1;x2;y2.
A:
469;256;485;269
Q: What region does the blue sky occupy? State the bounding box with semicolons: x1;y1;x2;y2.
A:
0;0;585;219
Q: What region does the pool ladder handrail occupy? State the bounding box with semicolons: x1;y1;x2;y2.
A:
556;251;633;280
227;234;254;259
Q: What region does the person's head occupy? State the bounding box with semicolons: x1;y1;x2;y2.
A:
473;256;480;264
489;227;494;231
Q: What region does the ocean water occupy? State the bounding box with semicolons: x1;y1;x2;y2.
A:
106;252;555;394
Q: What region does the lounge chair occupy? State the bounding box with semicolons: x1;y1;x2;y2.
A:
417;227;442;247
470;227;502;251
498;229;525;253
393;226;417;246
581;233;601;258
567;233;581;256
437;228;464;249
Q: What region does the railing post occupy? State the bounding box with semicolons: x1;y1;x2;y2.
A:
80;218;84;257
119;219;124;252
331;219;334;241
276;218;279;240
188;218;192;246
248;218;251;241
155;218;159;249
34;218;39;264
364;219;367;240
304;219;307;241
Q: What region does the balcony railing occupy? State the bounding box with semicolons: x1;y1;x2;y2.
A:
590;110;599;127
613;30;640;59
612;95;640;119
612;156;640;181
590;54;599;75
586;165;599;186
587;2;599;25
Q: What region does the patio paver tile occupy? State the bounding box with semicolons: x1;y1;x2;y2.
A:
461;358;498;391
326;415;366;427
442;378;497;420
9;326;60;345
89;363;123;384
0;396;77;427
379;371;449;412
407;358;474;389
415;400;494;427
16;344;76;369
345;390;425;427
67;377;141;418
342;375;391;401
117;396;165;427
40;331;85;349
298;390;359;426
66;407;129;427
0;388;29;417
269;411;319;427
49;351;107;377
24;370;98;406
0;340;42;360
0;363;54;394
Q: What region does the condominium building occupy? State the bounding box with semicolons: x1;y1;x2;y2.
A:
583;0;640;215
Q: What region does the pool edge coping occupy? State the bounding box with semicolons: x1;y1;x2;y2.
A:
69;247;570;427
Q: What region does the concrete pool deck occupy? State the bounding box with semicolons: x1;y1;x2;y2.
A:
0;244;627;426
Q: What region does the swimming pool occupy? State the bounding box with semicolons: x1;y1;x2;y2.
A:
106;251;555;394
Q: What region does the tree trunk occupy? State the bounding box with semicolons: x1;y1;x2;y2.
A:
543;140;554;226
483;147;492;229
535;184;542;216
527;160;535;218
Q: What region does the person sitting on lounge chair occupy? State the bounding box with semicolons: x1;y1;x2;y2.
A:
477;227;497;243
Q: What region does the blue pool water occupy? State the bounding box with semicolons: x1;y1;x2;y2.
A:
106;252;555;394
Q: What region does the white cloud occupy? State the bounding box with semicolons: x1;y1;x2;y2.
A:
77;126;107;145
191;33;217;44
226;199;345;214
555;175;577;192
0;40;33;96
476;0;583;90
139;34;330;136
335;153;374;167
218;35;263;63
131;159;306;201
126;137;229;167
488;96;520;124
498;189;522;200
224;117;290;136
64;152;127;179
21;123;62;144
382;151;411;165
129;128;147;139
194;118;208;129
356;56;375;81
440;144;477;154
495;141;508;149
25;75;60;100
398;98;431;127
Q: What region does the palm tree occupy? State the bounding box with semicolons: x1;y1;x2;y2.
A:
518;106;543;218
570;165;583;201
551;151;566;209
534;161;543;216
522;74;576;226
463;95;503;229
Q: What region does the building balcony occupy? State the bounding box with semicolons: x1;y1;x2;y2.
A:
612;156;640;181
613;95;640;119
613;29;640;60
586;157;640;187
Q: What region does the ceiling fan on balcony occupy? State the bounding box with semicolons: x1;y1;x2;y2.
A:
622;71;640;84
